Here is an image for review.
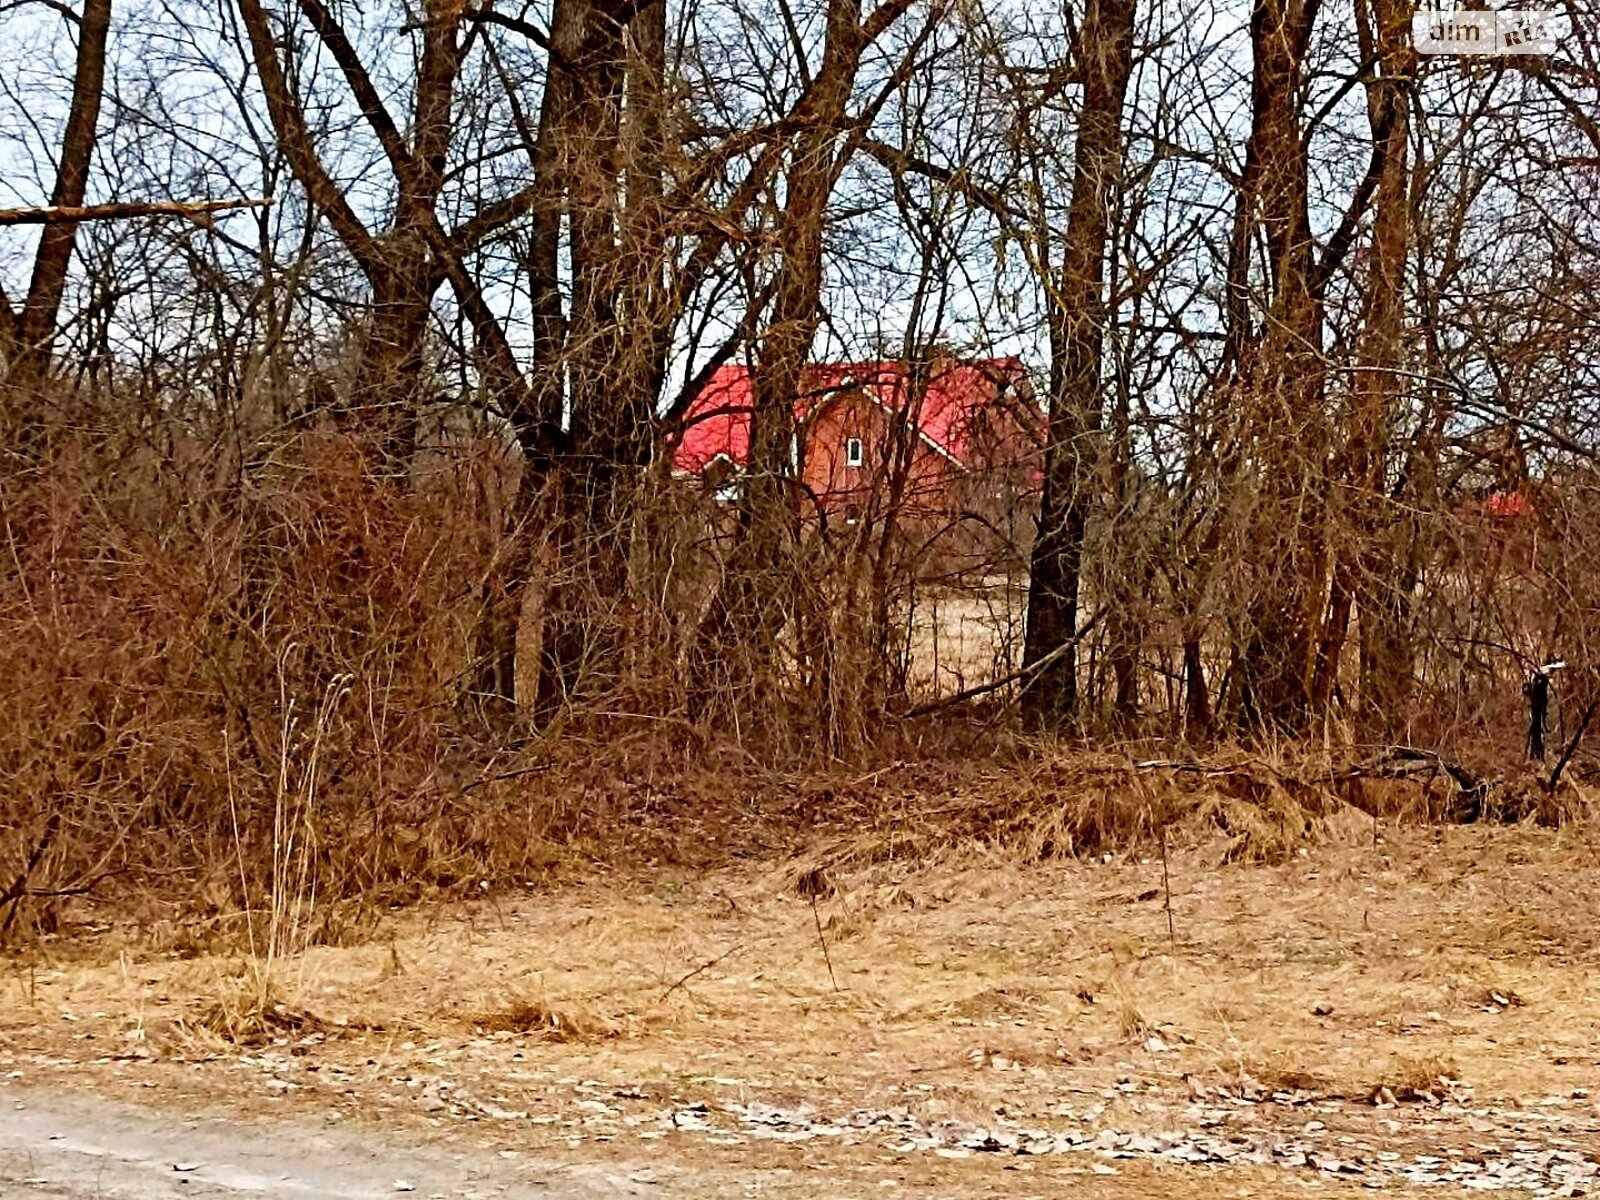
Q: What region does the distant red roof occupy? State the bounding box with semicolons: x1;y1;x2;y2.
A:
672;357;1035;473
1485;490;1532;519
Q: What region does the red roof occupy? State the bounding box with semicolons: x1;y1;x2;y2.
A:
1484;490;1533;519
672;357;1034;472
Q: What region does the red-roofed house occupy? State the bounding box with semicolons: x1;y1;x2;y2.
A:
672;356;1041;525
1483;489;1533;520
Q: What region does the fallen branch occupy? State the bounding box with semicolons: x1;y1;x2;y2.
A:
0;198;272;226
1329;747;1491;823
657;940;751;1005
898;609;1107;720
1331;746;1484;792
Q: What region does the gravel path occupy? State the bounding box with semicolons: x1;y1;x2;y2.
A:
0;1088;647;1199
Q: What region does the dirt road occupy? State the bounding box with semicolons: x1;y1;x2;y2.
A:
0;1087;644;1199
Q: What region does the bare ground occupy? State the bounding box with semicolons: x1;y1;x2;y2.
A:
2;814;1599;1197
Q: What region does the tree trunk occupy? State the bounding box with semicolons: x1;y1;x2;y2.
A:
1020;0;1138;732
1347;0;1416;736
1183;634;1212;739
1233;0;1325;734
480;0;669;716
3;0;112;395
689;0;874;732
352;241;437;468
1310;0;1413;724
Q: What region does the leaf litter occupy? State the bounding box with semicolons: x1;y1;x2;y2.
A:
631;1094;1598;1195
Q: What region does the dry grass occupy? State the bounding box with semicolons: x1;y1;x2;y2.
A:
468;994;623;1041
5;820;1599;1132
4;815;1598;1198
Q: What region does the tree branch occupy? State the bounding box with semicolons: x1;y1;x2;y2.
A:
1311;88;1402;299
294;0;416;186
0;0;79;22
13;0;110;374
235;0;381;279
899;610;1108;719
464;5;552;51
0;197;271;225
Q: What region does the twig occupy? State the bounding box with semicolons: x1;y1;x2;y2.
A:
1158;822;1176;951
810;893;839;991
458;762;555;794
9;874;119;899
658;941;748;1004
1547;693;1600;795
0;198;271;226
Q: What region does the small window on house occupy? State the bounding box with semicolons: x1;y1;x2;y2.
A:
845;437;864;468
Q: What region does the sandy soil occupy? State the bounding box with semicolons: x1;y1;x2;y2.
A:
2;816;1598;1197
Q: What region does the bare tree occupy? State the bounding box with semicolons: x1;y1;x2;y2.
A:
1312;0;1415;729
1019;0;1137;731
234;0;524;466
0;0;111;398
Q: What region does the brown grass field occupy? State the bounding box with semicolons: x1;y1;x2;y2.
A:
3;796;1599;1197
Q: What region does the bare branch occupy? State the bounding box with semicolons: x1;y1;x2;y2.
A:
235;0;381;278
0;197;272;226
293;0;415;184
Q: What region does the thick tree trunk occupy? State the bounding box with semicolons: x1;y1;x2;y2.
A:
1233;0;1325;734
1311;0;1413;726
539;0;630;713
1349;0;1417;736
1182;634;1212;738
351;241;437;468
3;0;112;394
1020;0;1137;732
481;0;669;716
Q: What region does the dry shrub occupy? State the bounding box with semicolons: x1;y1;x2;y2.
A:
1191;764;1328;864
781;746;1342;875
177;966;329;1046
0;419;552;947
1213;1056;1333;1098
2;391;1581;951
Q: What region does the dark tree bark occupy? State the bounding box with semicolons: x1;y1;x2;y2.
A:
2;0;112;395
474;0;672;714
1020;0;1138;732
1232;0;1326;733
1345;0;1418;736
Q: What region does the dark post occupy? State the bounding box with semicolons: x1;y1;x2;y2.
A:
1525;662;1562;760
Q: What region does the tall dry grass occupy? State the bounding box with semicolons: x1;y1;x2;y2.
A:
2;379;1597;959
0;414;554;948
